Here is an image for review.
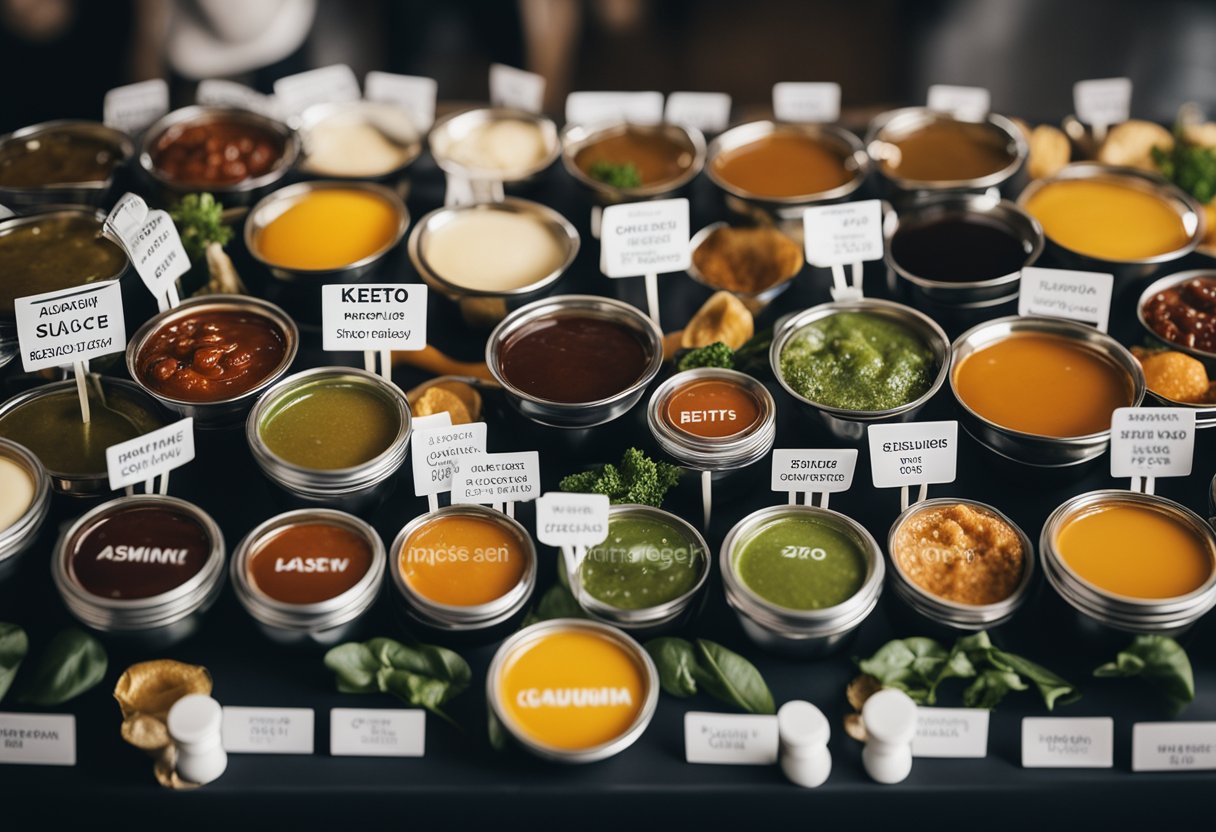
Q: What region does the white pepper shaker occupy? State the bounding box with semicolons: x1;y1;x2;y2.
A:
861;688;917;784
777;700;831;788
167;694;227;785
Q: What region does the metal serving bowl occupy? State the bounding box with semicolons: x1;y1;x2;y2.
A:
486;294;665;429
1136;270;1216;376
297;100;423;181
408;197;580;328
770;298;951;441
685;221;804;313
244;179;410;283
1017;163;1204;281
125;294;299;429
429;107;560;184
0;438;51;582
560;121;706;204
949;316;1147;467
0;120;133;211
705;120;870;223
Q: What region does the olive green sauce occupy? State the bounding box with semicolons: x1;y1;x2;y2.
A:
580;514;704;610
0;215;127;313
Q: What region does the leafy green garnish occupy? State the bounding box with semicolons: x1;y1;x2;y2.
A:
588;161;642;189
1094;635;1194;709
645;637;775;714
15;628;107;706
559;447;681;507
170;193;232;264
521;583;587;627
324;638;471;726
677;341;734;371
1153;138;1216;204
0;623;29;703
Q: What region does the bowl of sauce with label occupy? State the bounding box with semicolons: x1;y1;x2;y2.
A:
561;122;705;203
0;438;51;581
0;120;132;210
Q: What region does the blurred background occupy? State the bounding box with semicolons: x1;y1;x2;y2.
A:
2;0;1214;131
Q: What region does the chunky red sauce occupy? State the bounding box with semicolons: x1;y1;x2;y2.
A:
151;119;284;186
1142;276;1216;353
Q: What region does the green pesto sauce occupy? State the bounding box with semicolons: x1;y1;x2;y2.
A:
735;516;866;610
779;311;935;411
259;380;399;470
581;514;704;610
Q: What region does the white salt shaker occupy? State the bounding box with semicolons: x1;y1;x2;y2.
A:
168;694;227;785
777;700;831;788
861;688;916;784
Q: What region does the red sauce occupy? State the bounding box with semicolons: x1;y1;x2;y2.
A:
151;119;284;186
499;315;650;403
247;522;374;605
136;309;288;403
1142;276;1216;353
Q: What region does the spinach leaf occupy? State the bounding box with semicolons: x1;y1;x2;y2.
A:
487;706;508;752
857;637;973;704
990;649;1080;711
323;642;381;693
325;638;472;727
963;668;1027;710
16;629;107;706
1094;635;1194;707
522;584;587;626
0;623;28;703
646;637;699;698
643;637;774;714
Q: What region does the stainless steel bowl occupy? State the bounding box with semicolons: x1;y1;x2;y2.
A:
487;295;665;429
770;298;951;441
647;367;777;471
685;221;804;312
0;438;51;582
244;179;410;283
429;107;560;184
408;197;579;327
1136;270;1216;377
950;316;1147;467
705;120;869;222
298;100;423;181
125;294;299;429
884;192;1044;307
139;105;300;205
1017;163;1205;280
0;120;133;211
560;121;706;204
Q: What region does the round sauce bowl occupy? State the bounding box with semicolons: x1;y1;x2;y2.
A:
298;100;423;181
561;122;705;204
1137;270;1216;375
0;120;132;211
0;438;51;581
647;367;776;472
429;107;560;185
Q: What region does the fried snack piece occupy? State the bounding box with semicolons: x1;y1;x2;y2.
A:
411;385;472;424
680;291;754;350
1015;119;1071;179
1097;120;1174;171
1133;346;1210;402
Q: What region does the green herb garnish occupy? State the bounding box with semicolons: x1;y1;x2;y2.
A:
0;623;29;703
645;637;775;715
14;628;107;706
559;447;680;507
170;193;232;264
674;328;773;374
1094;635;1194;709
1153;139;1216;205
677;341;734;371
588;161;642;189
325;637;471;727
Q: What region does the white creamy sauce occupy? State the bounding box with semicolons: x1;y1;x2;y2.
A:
443;120;548;176
0;457;33;532
426;211;564;291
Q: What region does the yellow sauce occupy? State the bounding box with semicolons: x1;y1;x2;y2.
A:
1024;179;1191;261
398;514;527;607
1057;502;1214;599
254;189;400;270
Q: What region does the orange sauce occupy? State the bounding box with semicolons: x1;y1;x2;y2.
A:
254;189;400;270
711;131;851;197
398;514;527;607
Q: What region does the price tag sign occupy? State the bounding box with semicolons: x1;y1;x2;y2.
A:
489;63;545;113
770;449;857;494
600;198;690;278
1022;717;1113;768
222;707;315;755
103;194;190;310
321;284;428;352
867;421;959;489
1074;77;1132;128
14;281;125;373
1109;407;1195;479
330;709;424;757
103;79;169;134
451;451;540;505
684;712;779;765
565;91;664;126
106;418;195;490
197;79;280;118
411;422;488;497
803;200;883;269
535;492;610;547
0;714;75;766
1018;267;1113;332
772;82;841;123
1132;722;1216;772
365;71;438;131
274;64;361;116
927;84;991;121
664;91;732;133
913;708;990;758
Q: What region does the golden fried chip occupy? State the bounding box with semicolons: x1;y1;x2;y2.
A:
411;386;472;424
843;713;868;743
680;291;754;349
1137;350;1210;402
121;714;171;750
114;660;212;721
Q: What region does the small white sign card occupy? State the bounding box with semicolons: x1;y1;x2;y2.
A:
330;708;424;758
913;707;990;758
803;199;883;300
489;63;545;113
103;193;191;312
600;197;690;325
1021;717;1113;768
411;422;488;511
106;417;195;494
450;451;540;516
0;713;76;766
196;79;280;118
1074;77;1132;141
321;283;428;380
770;448;858;508
564;91;665;126
684;712;779;765
926;84;991;121
103;79;169;134
273;63;361;117
664;91;732;133
1018;266;1114;332
365;71;439;132
535;492;610;602
867;421;959;510
1109;407;1195;493
772;82;841;123
1132;722;1216;772
222;707;315;755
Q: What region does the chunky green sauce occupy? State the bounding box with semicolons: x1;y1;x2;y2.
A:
581;513;704;610
735;516;866;610
779;311;935;411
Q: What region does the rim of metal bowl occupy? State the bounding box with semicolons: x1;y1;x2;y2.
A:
560;121;706;199
0;119;134;190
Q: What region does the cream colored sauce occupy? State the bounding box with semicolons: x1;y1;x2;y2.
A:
425;211;564;291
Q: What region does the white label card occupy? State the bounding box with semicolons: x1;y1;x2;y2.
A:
535;492;610;547
927;84;991;121
685;712;779;765
565;91;664;126
1018;267;1113;332
489;63;545;113
106;418;195;490
770;449;858;494
222;707;315;755
1022;717;1113;768
867;421;959;489
451;451;540;505
772;82;841;123
365;71;438;131
15;281;126;372
913;708;990;758
0;714;75;766
196;79;280;119
273;64;361;116
103;194;190;309
1109;407;1195;479
664;92;732;133
1133;722;1216;772
411;422;488;497
330;708;424;757
600;198;690;277
803;200;884;268
103;79;169;134
1074;77;1132;127
321;284;428;352
411;412;452;434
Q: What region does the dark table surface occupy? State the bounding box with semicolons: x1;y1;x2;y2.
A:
3;140;1215;827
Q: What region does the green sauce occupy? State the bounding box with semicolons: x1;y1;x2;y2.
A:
0;385;161;475
735;515;866;610
581;513;704;610
779;311;935;411
260;380;399;470
0;215;127;313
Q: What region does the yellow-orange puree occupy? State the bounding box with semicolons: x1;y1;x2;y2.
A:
254;189;400;270
399;514;526;607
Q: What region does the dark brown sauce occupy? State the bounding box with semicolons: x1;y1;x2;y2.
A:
890;216;1030;283
69;505;211;600
500;315;650;403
